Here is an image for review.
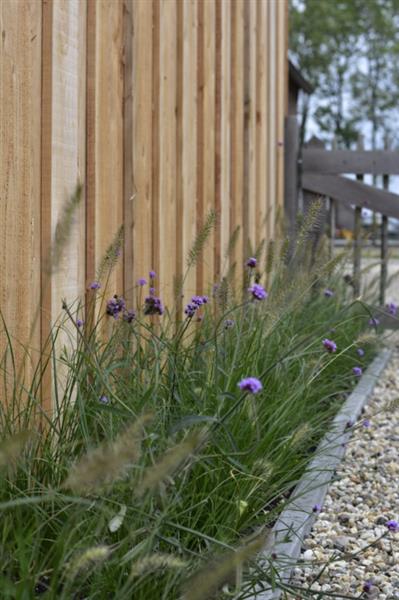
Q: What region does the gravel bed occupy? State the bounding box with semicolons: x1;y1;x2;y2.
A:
287;351;399;599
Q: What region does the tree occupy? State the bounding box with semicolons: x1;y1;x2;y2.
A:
290;0;399;149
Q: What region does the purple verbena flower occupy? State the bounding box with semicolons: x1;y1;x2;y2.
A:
312;504;321;513
248;283;268;301
238;377;263;394
76;319;84;328
369;316;380;327
363;419;371;428
191;296;204;306
99;395;110;405
224;319;234;329
386;519;399;532
184;303;197;318
322;338;337;353
386;302;398;316
346;419;354;429
123;309;136;323
352;366;362;377
106;295;126;319
246;257;257;268
144;295;164;316
137;278;147;287
149;270;156;279
357;347;365;357
324;289;334;298
363;580;373;593
89;281;101;290
149;287;156;296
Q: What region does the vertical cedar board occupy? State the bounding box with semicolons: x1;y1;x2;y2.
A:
50;0;86;334
94;0;124;297
230;0;244;291
256;0;268;250
276;0;287;220
131;0;153;302
243;0;257;257
180;0;198;300
219;0;231;278
199;0;215;293
158;0;177;311
267;0;277;242
0;0;42;399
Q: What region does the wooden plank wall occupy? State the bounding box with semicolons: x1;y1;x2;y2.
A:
0;0;288;399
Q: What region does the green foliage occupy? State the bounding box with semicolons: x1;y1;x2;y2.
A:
0;230;383;599
290;0;399;148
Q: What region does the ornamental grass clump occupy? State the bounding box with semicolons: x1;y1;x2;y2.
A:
0;198;385;598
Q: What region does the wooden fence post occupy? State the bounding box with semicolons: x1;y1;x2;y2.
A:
329;198;335;259
380;172;389;306
353;136;364;297
284;115;299;247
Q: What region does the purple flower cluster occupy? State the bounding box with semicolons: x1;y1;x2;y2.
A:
386;302;398;316
238;377;263;394
184;295;208;318
149;270;156;279
322;338;337;353
99;395;110;405
144;294;164;316
246;257;257;268
123;310;136;323
386;519;399;532
106;295;136;322
363;580;373;593
312;503;322;513
89;281;101;290
137;278;147;287
352;366;362;377
248;283;268;301
324;288;334;298
106;295;126;319
76;319;84;328
357;347;365;357
224;319;235;329
369;316;380;327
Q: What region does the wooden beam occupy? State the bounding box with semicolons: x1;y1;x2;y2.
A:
302;149;399;175
303;173;399;219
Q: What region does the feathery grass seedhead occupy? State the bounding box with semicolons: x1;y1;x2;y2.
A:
131;553;186;578
63;412;154;494
46;183;83;275
66;545;111;579
181;530;267;600
224;225;241;262
289;423;313;449
187;210;217;269
136;430;204;497
252;458;274;482
0;430;34;469
96;224;124;282
265;240;275;277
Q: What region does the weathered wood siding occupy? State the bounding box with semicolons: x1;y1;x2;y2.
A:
0;0;288;394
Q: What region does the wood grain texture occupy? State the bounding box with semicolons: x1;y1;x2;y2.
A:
93;0;124;296
197;0;216;293
276;0;287;218
267;0;277;242
243;0;257;257
303;149;399;175
130;0;153;301
180;0;197;298
219;0;231;278
230;0;244;290
158;0;177;310
303;173;399;219
256;0;268;250
0;0;42;397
